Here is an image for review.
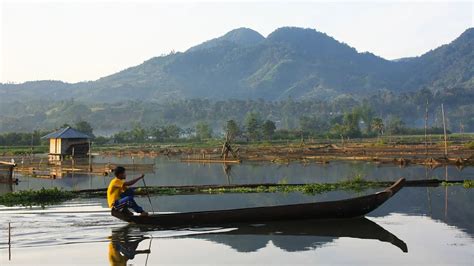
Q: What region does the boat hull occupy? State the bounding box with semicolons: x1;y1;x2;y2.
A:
112;178;405;227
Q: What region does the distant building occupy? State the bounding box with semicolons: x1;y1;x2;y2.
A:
42;127;92;161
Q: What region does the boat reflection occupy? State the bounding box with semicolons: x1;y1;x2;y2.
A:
108;226;151;266
114;217;407;257
185;218;408;253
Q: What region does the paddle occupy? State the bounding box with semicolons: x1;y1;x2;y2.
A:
141;175;155;214
145;235;153;266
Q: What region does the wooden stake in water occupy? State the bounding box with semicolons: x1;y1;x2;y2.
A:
88;140;92;172
441;104;448;157
8;222;11;261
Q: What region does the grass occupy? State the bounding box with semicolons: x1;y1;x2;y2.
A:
0;187;74;207
0;145;48;155
465;141;474;149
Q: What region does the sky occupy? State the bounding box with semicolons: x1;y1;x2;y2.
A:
0;0;473;83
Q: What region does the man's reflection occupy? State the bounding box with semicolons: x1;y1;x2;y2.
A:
108;226;151;266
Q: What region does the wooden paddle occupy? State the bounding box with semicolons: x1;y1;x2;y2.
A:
142;176;155;214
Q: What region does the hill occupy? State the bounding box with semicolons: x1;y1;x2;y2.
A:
1;27;472;103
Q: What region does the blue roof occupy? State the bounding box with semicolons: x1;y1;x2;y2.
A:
42;127;92;139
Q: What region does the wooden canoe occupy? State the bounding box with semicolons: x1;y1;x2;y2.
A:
111;177;405;227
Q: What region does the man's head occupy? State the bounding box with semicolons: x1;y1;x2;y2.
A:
114;166;127;179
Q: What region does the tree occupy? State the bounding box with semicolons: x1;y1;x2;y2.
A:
387;116;405;135
371;117;384;136
131;124;146;142
195;122;212;140
330;109;361;138
162;124;182;140
342;111;361;137
354;104;374;133
244;112;261;140
75;120;94;137
224;120;240;140
299;115;330;135
261;120;276;140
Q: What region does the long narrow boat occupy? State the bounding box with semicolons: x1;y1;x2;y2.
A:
112;177;405;227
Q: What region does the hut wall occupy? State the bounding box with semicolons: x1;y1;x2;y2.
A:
49;138;61;154
61;138;89;156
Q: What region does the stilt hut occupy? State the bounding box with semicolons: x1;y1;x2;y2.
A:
42;127;92;161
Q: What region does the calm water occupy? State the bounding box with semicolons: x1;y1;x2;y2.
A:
0;157;473;265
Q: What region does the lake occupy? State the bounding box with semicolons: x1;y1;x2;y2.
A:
1;157;473;265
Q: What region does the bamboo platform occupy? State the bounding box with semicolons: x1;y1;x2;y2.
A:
180;158;241;164
12;160;155;179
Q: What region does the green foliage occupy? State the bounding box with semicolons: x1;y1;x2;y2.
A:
386;116;406;135
371;117;385;136
0;188;74;207
0;131;46;146
224;120;240;140
261;120;276;140
354;104;374;133
330;108;362;138
299;116;330;136
465;141;474;149
1;28;473;139
244;112;261;140
463;180;474;188
74;121;94;137
195;122;212;140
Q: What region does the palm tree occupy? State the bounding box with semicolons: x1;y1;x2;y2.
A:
371;118;384;137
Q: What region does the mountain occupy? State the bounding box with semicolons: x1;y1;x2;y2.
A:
1;27;472;103
399;28;474;91
187;27;265;52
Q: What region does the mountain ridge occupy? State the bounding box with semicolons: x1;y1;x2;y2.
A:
1;27;472;103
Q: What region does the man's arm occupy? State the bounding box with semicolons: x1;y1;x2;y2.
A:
124;174;144;187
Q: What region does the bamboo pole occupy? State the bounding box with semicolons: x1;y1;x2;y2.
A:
424;100;429;157
8;222;11;261
441;104;448;157
88;140;92;172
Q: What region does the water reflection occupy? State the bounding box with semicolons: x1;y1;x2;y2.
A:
10;157;474;192
112;217;407;263
182;218;407;253
109;226;151;266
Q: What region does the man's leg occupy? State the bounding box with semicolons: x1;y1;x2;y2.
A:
115;195;144;213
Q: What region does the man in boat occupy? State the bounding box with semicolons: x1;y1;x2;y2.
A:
107;166;148;216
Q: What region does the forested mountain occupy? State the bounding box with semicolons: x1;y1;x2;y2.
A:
0;27;473;133
1;27;472;103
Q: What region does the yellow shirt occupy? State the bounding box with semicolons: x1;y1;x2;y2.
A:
107;178;127;208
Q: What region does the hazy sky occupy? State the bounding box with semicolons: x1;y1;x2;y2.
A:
1;0;472;83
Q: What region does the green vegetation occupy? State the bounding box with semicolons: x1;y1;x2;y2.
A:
0;188;74;207
1;28;473;135
74;121;94;137
224;120;240;139
0;145;48;155
465;141;474;149
2;178;473;207
463;180;474;188
201;177;385;195
195;122;212;140
1;28;472;107
0;131;47;146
